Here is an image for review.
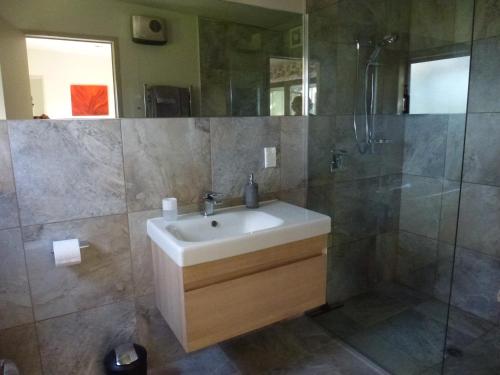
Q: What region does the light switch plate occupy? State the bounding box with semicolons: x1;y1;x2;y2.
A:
264;147;277;168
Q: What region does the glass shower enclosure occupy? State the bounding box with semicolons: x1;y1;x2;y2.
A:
306;0;500;373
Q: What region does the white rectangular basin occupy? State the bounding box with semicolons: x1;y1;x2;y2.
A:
147;200;331;267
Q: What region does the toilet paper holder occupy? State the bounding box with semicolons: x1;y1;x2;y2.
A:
50;240;90;254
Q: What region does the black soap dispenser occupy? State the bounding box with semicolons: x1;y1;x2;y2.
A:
245;173;259;209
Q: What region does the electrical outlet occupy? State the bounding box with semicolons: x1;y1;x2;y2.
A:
264;147;277;168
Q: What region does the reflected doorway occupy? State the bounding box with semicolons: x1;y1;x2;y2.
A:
25;36;118;119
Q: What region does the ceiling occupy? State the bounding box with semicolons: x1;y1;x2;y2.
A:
117;0;301;29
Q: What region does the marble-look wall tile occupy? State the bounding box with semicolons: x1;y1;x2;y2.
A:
438;180;461;245
37;301;136;375
8;120;126;226
457;182;500;258
463;113;500;186
307;182;335;219
380;115;405;176
23;214;133;320
0;121;19;229
433;242;456;304
334;177;380;242
403;115;448;178
327;236;378;304
137;295;238;374
0;228;33;330
473;0;500;40
409;0;458;51
122;118;212;212
399;174;443;239
280;116;307;191
336;0;386;45
278;188;307;208
333;115;382;182
308;116;334;185
0;324;42;374
450;247;500;324
397;231;438;296
128;209;160;297
334;175;401;243
375;232;399;283
445;114;466;182
135;294;187;371
468;36;500;113
211;117;280;198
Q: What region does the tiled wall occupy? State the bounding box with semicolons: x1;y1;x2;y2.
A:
307;0;407;304
0;116;307;374
398;114;465;303
450;0;500;325
397;0;500;327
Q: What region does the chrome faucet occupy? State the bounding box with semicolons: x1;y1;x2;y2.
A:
201;192;223;216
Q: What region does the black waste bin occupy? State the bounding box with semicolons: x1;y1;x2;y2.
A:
0;359;19;375
104;343;147;375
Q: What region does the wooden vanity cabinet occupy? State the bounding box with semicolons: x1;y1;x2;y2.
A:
151;235;327;352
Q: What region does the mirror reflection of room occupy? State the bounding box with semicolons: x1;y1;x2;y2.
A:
0;0;304;120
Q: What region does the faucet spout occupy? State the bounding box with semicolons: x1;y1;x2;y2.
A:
201;192;223;216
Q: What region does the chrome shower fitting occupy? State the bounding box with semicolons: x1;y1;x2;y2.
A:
352;33;399;154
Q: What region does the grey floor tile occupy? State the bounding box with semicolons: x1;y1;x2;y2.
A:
314;308;364;339
449;247;500;324
331;292;411;329
443;327;500;375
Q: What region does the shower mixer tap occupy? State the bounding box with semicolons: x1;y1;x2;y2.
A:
330;149;347;173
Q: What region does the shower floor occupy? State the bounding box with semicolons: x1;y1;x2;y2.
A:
312;283;500;375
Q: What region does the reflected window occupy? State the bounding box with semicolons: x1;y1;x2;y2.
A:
269;57;303;115
270;87;285;116
409;56;470;114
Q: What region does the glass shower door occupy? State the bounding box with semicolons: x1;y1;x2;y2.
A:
306;0;476;373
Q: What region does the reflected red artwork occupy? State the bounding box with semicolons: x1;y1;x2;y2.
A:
70;85;109;116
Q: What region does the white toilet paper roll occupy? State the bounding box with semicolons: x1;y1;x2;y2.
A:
53;239;82;267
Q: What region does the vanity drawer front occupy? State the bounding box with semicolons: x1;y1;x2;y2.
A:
182;235;327;291
184;255;326;351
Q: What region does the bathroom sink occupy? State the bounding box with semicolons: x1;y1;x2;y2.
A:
165;210;284;242
147;200;331;266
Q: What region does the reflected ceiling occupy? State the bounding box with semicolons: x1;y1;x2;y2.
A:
118;0;298;29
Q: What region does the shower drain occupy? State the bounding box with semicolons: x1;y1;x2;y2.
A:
446;346;464;358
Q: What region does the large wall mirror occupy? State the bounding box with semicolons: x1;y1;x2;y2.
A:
0;0;304;120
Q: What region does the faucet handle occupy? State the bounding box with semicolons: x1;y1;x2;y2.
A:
203;191;223;201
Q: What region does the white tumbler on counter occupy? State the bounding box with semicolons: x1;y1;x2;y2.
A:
162;197;178;221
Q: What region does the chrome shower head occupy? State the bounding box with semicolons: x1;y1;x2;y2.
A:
368;33;399;63
378;33;399;47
